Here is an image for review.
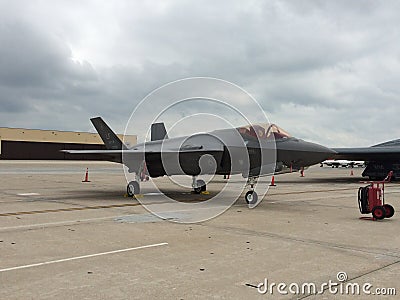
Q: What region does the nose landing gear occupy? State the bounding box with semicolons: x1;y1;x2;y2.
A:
245;190;258;205
245;177;258;205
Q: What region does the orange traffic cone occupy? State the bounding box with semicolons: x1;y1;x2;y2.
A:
269;176;276;186
82;168;90;182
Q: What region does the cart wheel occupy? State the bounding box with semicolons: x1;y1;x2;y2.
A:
383;204;395;218
358;187;369;214
372;206;386;220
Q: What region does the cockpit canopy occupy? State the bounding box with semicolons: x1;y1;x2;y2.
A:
237;123;291;140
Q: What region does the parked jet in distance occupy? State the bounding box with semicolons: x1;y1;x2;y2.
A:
320;160;365;168
64;118;400;203
63;117;335;204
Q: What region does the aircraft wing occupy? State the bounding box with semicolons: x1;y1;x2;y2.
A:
61;149;127;164
62;144;223;155
62;147;224;175
62;147;222;157
332;146;400;161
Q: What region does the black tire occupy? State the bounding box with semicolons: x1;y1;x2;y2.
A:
372;206;386;220
383;204;395;218
358;186;370;214
194;179;206;194
127;181;140;197
245;191;258;205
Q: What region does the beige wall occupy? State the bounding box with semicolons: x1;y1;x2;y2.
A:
0;127;137;154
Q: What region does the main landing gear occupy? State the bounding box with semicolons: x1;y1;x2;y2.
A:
245;177;258;205
127;175;209;197
126;174;262;205
127;180;140;197
192;177;206;194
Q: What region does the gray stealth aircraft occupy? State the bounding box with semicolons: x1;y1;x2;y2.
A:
64;117;335;204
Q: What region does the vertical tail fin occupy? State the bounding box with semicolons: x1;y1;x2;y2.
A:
90;117;127;150
151;122;169;141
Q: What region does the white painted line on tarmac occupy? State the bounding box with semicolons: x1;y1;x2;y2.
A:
17;193;40;196
0;242;168;273
143;192;164;196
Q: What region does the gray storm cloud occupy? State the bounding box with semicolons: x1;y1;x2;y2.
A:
0;0;399;146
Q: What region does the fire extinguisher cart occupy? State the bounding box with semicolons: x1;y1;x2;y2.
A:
358;181;395;220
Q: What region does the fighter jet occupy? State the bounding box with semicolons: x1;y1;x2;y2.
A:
333;139;400;180
63;117;335;204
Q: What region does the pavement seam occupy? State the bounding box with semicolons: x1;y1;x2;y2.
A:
201;224;400;259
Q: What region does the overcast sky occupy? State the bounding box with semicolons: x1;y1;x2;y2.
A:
1;0;400;146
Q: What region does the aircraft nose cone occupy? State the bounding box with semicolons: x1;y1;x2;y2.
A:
314;143;336;155
305;141;336;164
276;138;337;168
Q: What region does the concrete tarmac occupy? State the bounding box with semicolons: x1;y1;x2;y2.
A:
0;161;399;299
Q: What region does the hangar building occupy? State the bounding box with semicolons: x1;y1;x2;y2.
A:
0;127;137;160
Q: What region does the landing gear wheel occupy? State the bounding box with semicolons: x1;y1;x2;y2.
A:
372;205;386;220
245;191;258;205
193;179;206;194
127;181;140;197
383;204;395;218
